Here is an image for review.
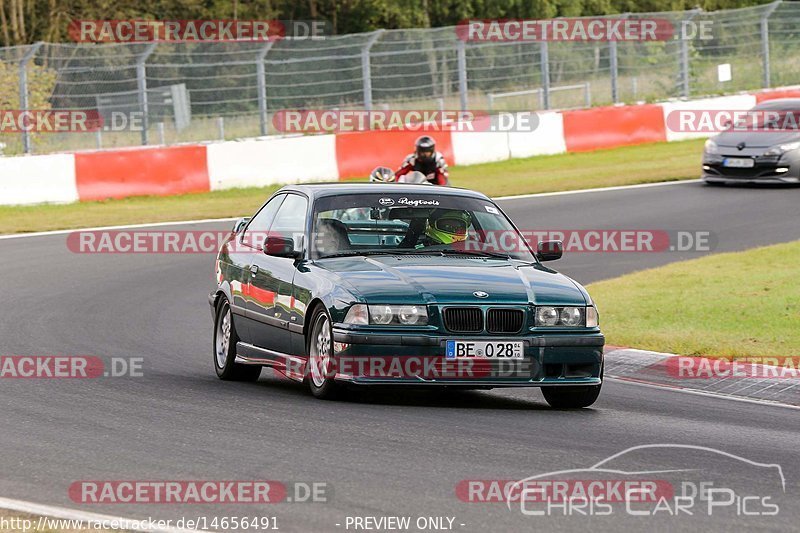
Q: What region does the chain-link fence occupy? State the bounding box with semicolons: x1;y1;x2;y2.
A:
1;0;799;156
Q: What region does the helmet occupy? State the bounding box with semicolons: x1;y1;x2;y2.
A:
425;209;471;245
369;166;395;183
415;135;435;162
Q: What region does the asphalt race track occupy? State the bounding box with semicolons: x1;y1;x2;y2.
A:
1;181;799;532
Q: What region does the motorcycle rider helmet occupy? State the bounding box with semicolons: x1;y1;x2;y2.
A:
415;136;436;162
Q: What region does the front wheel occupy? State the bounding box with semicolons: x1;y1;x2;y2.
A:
214;297;261;382
541;383;601;408
306;307;340;400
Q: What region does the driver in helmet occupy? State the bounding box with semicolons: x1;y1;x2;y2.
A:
401;209;471;249
369;166;395;183
395;135;450;186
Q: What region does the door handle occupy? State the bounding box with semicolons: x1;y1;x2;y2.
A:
250;265;259;276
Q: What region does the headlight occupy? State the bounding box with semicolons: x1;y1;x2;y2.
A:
398;305;424;325
704;139;719;154
370;304;394;325
535;306;594;327
560;307;583;326
763;141;800;157
368;304;428;326
535;306;559;326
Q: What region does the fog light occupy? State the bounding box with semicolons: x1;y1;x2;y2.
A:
334;342;349;353
776;167;789;173
702;165;711;170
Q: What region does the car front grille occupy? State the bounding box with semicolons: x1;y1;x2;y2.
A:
443;307;483;333
487;308;524;334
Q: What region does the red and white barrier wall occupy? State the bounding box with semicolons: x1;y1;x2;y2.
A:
3;86;800;206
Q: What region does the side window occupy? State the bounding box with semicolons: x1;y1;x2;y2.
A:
270;194;309;239
242;194;285;249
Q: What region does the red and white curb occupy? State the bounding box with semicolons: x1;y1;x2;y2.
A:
604;347;800;409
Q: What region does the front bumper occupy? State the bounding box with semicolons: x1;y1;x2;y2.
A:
702;153;800;183
330;328;604;387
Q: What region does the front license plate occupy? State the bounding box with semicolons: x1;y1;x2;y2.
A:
446;340;523;359
723;157;755;168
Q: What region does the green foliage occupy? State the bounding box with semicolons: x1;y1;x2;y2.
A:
0;0;779;45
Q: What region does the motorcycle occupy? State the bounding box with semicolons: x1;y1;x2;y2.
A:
369;166;431;185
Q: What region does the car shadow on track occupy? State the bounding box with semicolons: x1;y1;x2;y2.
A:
703;181;800;189
246;371;600;412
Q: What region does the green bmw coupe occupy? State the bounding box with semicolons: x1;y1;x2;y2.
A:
209;183;604;408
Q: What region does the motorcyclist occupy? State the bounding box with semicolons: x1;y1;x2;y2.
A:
395;135;450;186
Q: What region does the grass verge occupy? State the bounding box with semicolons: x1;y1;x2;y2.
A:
587;240;800;358
0;138;704;234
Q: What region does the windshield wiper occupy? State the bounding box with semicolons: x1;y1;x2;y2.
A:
318;250;419;259
438;249;512;260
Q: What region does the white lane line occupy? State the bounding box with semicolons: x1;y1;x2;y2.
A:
0;497;208;533
606;376;800;411
493;179;701;201
0;217;239;241
1;179;702;241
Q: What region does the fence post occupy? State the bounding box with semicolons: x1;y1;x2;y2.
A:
457;40;468;111
136;43;158;145
256;41;274;136
761;1;780;89
19;42;44;154
540;41;550;110
679;9;701;98
609;40;618;104
609;13;628;105
361;30;384;111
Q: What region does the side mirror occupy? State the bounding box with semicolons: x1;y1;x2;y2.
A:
263;234;303;259
536;240;563;262
233;217;250;234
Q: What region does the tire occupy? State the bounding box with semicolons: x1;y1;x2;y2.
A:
213;297;261;382
541;383;601;408
703;180;725;187
306;306;340;400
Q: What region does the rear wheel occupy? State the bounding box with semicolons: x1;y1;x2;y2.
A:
214;297;261;382
306;307;340;400
541;383;601;408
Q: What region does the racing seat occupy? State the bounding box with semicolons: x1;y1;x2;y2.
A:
317;218;351;255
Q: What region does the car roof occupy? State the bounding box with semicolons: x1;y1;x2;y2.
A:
277;182;492;201
753;98;800;110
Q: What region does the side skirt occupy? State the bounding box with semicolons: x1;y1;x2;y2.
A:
235;342;306;382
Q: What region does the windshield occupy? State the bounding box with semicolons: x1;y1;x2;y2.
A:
311;193;536;262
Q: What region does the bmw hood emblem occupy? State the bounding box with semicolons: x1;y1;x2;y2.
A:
473;291;489;298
